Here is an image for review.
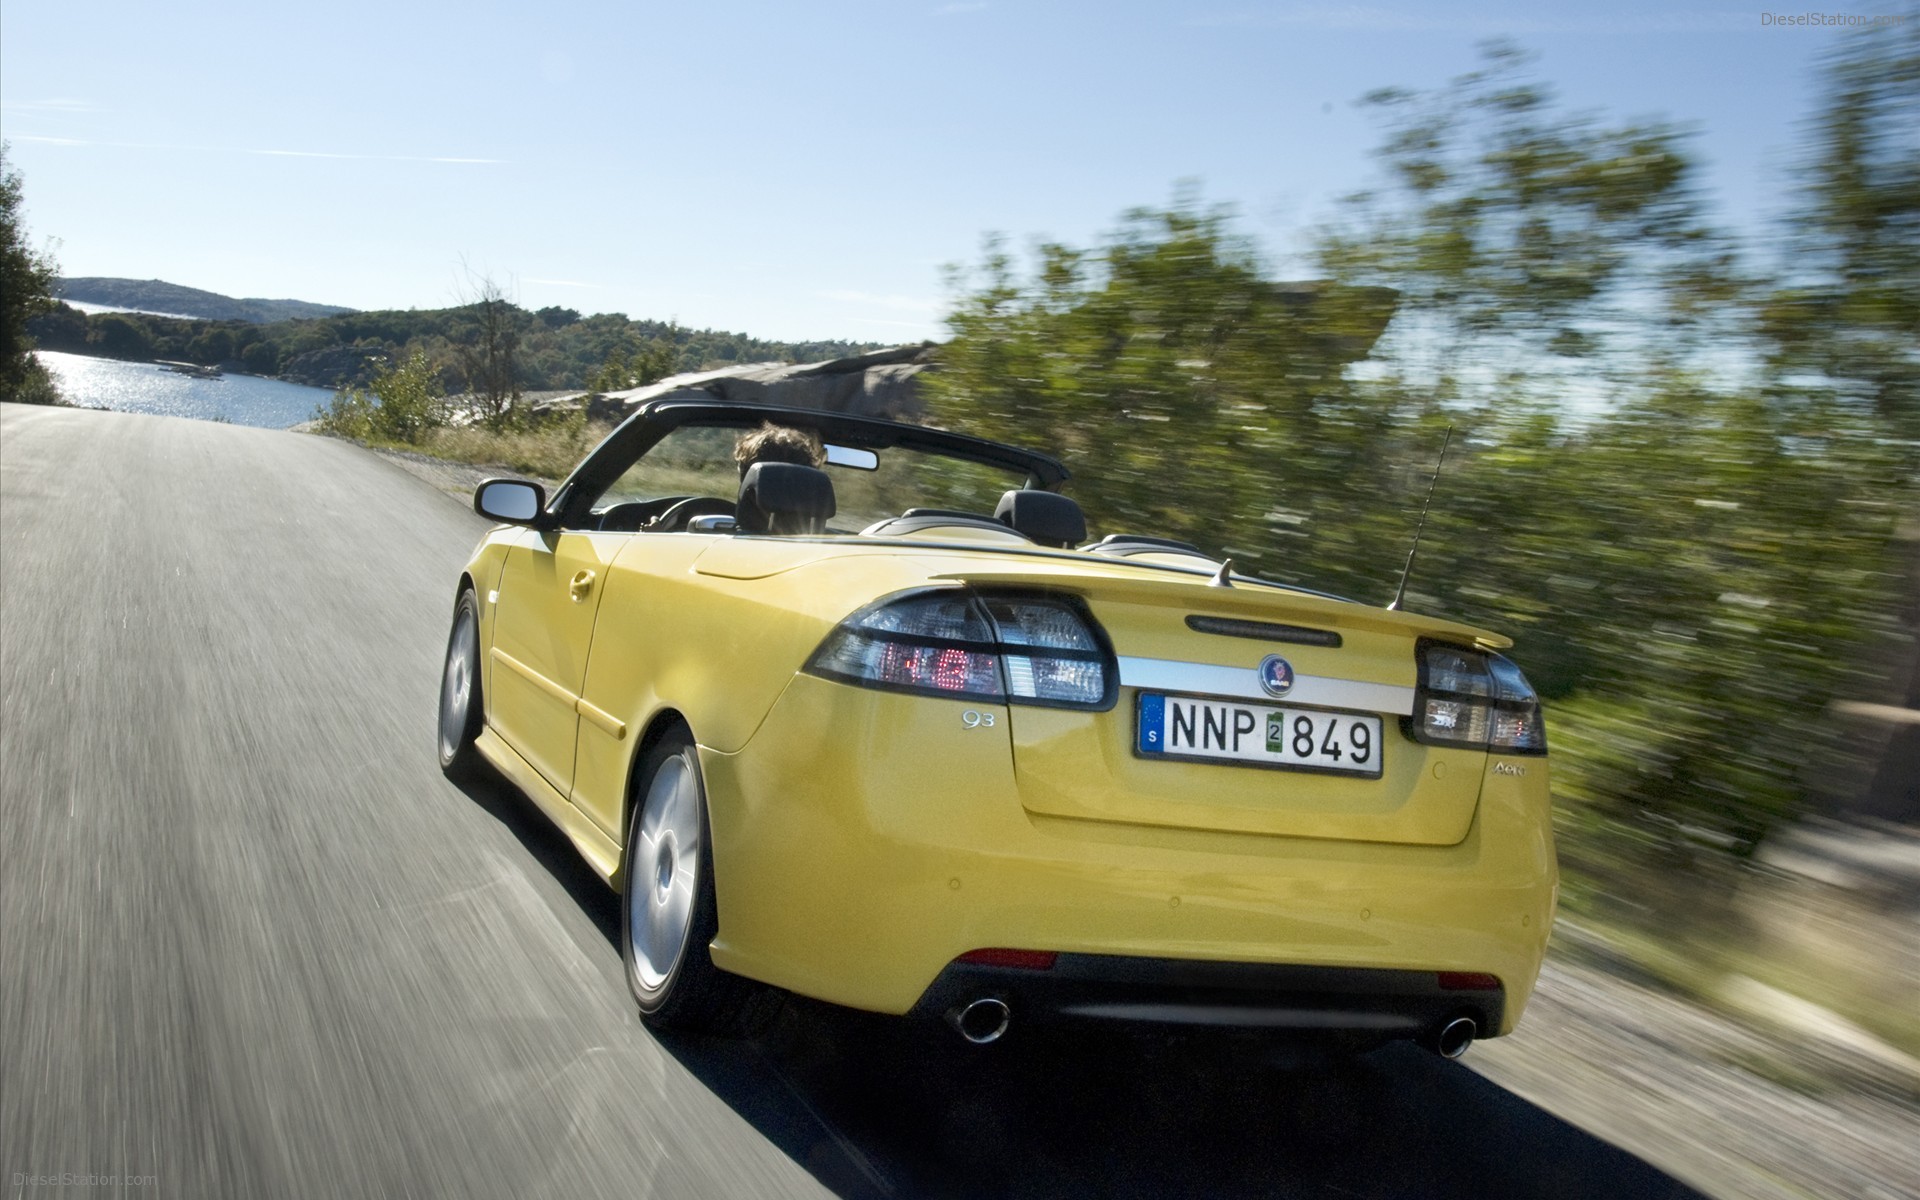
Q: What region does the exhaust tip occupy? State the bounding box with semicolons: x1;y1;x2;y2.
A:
1435;1016;1477;1059
947;998;1011;1045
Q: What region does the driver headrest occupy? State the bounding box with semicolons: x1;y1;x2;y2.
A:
738;462;836;535
995;489;1086;548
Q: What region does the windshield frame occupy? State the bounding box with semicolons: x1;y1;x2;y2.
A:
543;399;1071;530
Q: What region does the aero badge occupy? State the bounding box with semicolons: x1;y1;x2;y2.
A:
1258;655;1295;698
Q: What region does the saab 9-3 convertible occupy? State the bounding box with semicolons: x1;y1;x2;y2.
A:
438;399;1556;1056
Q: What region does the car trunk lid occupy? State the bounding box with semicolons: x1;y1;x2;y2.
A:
938;563;1497;846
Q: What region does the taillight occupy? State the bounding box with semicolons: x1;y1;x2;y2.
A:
1407;640;1546;755
806;589;1114;709
980;596;1107;705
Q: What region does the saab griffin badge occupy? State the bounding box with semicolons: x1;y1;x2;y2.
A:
1258;655;1295;698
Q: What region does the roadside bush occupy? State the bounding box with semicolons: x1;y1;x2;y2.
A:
313;350;445;444
8;356;63;405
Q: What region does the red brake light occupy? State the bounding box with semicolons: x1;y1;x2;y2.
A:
957;948;1059;971
1437;971;1502;991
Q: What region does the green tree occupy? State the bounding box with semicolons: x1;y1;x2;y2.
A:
1278;46;1894;867
931;206;1399;576
1314;41;1743;408
1763;24;1919;447
587;339;678;393
87;314;154;360
187;328;235;365
0;142;62;404
240;340;281;375
23;301;87;353
453;271;522;425
1759;26;1920;831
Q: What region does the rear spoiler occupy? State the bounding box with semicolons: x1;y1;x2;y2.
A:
929;565;1513;650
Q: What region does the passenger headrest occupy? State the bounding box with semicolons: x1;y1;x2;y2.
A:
738;463;835;535
995;489;1086;548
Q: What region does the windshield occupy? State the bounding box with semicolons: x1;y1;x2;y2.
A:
591;420;1034;533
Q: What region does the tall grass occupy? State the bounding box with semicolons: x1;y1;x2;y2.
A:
413;417;615;481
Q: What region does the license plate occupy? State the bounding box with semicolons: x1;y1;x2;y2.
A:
1136;693;1384;777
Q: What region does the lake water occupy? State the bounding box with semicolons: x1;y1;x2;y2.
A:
33;350;338;429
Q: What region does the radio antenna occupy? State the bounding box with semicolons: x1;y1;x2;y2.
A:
1387;425;1453;613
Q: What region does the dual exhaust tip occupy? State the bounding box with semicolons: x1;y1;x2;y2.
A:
945;998;1475;1058
946;997;1011;1044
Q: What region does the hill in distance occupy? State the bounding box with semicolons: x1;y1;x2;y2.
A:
58;278;356;325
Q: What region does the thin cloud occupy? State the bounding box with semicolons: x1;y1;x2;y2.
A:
250;149;359;160
524;277;606;289
247;148;505;164
0;98;95;113
10;134;89;146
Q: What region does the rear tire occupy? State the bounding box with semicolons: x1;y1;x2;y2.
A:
438;589;486;781
621;728;775;1035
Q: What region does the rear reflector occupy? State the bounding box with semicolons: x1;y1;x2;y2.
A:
957;948;1059;971
1437;971;1502;991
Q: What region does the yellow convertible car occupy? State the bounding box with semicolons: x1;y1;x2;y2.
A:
439;399;1556;1057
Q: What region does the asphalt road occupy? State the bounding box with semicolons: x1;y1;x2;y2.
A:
0;404;1703;1199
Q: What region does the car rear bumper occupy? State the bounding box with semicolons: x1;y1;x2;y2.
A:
698;674;1556;1037
909;954;1504;1044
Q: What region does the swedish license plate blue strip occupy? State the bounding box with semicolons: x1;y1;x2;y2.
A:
1138;693;1167;754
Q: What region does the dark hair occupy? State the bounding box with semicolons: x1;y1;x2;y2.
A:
734;423;825;477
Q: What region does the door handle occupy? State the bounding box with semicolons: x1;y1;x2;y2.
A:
569;570;596;602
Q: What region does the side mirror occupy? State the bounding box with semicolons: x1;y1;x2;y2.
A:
474;479;545;525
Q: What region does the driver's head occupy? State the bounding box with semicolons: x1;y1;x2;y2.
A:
734;423;825;478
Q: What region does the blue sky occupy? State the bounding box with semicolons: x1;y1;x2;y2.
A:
0;1;1884;343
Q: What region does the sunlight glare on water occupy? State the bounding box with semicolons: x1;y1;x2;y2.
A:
33;350;337;430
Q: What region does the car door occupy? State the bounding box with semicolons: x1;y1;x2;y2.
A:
486;529;627;794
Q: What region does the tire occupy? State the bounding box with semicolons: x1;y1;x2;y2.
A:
438;589;487;781
621;727;774;1035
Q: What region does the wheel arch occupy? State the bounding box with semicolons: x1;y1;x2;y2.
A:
614;708;694;890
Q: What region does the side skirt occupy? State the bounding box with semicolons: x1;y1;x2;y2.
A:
476;728;625;887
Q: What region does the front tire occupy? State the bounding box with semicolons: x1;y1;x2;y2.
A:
438;589;486;780
621;728;772;1034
